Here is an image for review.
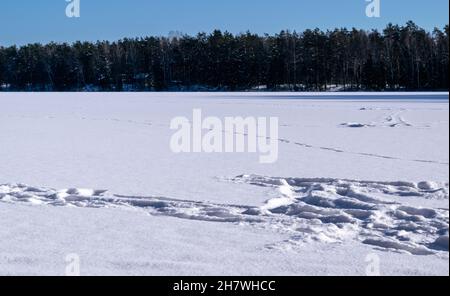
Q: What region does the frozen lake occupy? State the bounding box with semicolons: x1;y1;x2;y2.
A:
0;92;448;275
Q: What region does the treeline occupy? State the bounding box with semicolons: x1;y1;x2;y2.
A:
0;21;448;91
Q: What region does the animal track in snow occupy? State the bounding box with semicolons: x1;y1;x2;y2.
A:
3;113;446;165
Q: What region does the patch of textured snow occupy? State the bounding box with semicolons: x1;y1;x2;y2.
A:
230;175;449;255
362;238;435;256
1;176;448;257
342;109;429;129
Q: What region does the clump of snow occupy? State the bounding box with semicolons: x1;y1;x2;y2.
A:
431;235;449;251
417;181;440;191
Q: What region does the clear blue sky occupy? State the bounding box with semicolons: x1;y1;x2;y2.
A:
1;0;448;46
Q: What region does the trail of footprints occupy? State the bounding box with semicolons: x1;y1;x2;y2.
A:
6;113;447;165
1;176;448;256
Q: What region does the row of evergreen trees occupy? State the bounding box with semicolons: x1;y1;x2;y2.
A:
0;22;448;91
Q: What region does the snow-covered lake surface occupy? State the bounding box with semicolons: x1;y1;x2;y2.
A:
0;92;448;275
